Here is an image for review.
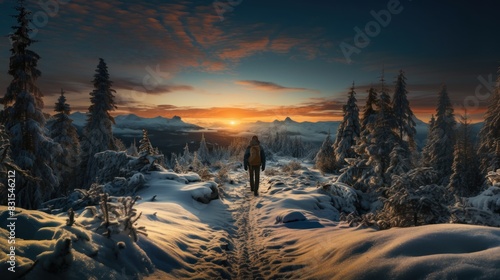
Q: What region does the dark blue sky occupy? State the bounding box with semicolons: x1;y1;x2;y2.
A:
0;0;499;125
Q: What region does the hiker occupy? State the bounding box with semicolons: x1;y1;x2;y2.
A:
244;135;266;196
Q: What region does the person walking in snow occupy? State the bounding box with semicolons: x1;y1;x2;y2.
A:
244;135;266;196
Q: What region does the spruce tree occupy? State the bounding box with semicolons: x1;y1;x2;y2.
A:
80;58;118;188
360;86;378;133
448;113;482;196
422;85;456;184
2;1;60;209
315;131;336;173
50;89;80;195
334;82;360;166
367;76;399;178
392;70;417;150
139;129;154;156
355;86;378;159
478;66;500;173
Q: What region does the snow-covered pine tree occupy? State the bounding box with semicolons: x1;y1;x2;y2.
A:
80;58;118;188
448;113;483;197
360;86;378;134
422;85;456;184
197;133;210;165
2;1;60;209
366;75;399;180
354;86;378;161
332;118;345;153
334;82;360;167
180;143;191;166
387;141;412;176
127;139;138;157
50;89;80;195
478;66;500;174
139;129;154;156
337;85;380;191
191;151;202;171
315;131;336;173
392;70;417;151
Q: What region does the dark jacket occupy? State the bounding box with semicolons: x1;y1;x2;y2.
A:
243;141;266;170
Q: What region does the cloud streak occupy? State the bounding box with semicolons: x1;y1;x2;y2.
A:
235;80;317;93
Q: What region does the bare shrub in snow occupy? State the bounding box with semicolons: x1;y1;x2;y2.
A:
264;168;279;176
197;165;212;181
97;194;147;242
215;164;230;185
282;161;301;174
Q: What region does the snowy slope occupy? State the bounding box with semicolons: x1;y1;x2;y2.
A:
2;160;499;279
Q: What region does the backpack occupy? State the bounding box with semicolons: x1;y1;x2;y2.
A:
248;145;261;166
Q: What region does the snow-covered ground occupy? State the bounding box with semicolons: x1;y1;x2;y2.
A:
1;159;500;279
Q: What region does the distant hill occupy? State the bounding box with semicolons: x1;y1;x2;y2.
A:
237;117;340;143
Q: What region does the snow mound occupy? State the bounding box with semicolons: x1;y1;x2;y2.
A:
37;237;73;273
299;224;500;280
183;181;219;204
0;207;154;279
276;210;307;224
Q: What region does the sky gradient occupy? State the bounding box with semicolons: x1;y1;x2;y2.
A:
0;0;499;126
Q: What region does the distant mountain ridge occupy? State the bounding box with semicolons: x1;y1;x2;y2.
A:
68;112;202;132
66;113;483;150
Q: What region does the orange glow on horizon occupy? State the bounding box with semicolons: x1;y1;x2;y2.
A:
107;106;487;126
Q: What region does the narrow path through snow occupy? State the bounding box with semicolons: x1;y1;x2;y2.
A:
223;175;276;280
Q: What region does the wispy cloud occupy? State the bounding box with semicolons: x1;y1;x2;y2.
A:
235;80;317;93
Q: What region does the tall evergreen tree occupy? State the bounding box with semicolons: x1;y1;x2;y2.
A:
50;89;80;195
478;66;500;173
360;86;378;133
80;58;117;188
392;70;417;150
422;85;456;184
448;113;482;197
367;75;399;177
1;1;60;209
139;129;154;156
334;82;361;166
